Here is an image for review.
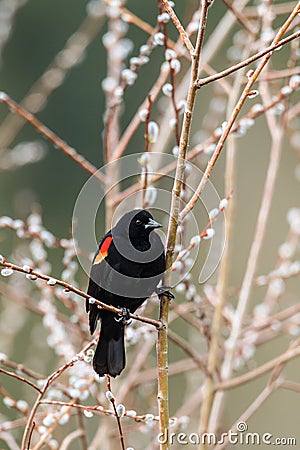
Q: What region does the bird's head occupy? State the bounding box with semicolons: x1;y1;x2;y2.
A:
114;209;162;242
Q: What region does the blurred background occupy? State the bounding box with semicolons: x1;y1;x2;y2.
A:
0;0;300;449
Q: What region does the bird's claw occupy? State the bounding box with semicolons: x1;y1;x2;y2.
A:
115;307;132;325
155;286;175;300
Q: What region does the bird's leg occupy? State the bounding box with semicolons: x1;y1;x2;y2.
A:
115;307;132;325
155;286;175;300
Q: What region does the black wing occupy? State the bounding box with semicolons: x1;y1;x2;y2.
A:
86;231;113;333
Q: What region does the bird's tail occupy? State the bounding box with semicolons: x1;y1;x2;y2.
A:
93;316;125;378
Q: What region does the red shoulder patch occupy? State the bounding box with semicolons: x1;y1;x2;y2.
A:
94;236;113;265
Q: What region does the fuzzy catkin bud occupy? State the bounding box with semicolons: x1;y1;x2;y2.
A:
153;32;165;46
203;228;215;240
22;264;32;273
209;208;219;220
162;83;173;97
158;12;170;23
165;49;176;61
148;121;159;143
190;235;201;246
170;58;181;74
219;198;228;210
116;403;125;417
247;90;259;99
1;268;13;277
106;390;114;401
139;109;148;122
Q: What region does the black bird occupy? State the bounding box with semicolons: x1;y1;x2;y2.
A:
86;209;168;377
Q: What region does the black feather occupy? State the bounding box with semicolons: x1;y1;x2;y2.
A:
86;210;166;377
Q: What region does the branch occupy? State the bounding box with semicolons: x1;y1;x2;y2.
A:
21;340;96;449
217;345;300;391
106;378;126;450
180;2;300;220
157;2;212;448
213;383;277;450
160;0;195;54
0;368;42;393
0;7;105;151
196;30;300;88
39;400;160;422
0;258;161;329
222;0;257;35
60;430;85;450
167;329;209;376
0;92;106;185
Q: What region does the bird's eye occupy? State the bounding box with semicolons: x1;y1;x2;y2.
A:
136;219;142;225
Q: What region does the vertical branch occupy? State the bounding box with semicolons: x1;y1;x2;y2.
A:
213;0;300;423
200;36;256;438
103;4;124;228
157;2;212;448
194;3;300;438
141;96;152;208
77;410;88;450
106;377;126;450
160;5;180;147
180;2;300;220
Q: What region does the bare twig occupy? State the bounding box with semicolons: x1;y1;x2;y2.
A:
217;345;300;391
157;2;212;448
222;0;257;34
106;377;126;450
196;30;300;88
60;430;85;450
160;0;195;54
27;422;35;450
0;259;161;329
21;340;96;449
0;92;106;185
180;2;300;220
0;7;105;151
208;1;300;434
0;368;42;393
199;37;254;439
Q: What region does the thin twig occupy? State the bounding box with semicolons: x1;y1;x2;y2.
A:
180;2;300;220
199;37;253;439
208;2;300;434
196;29;300;88
60;430;85;450
21;340;96;449
0;259;161;329
157;2;212;448
160;0;195;54
222;0;257;35
39;399;161;422
27;422;35;450
0;368;42;393
107;377;126;450
0;8;105;151
217;345;300;391
0;92;106;185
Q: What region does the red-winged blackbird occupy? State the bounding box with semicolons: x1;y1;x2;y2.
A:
86;209;167;377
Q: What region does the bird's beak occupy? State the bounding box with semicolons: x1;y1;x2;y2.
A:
145;218;163;229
